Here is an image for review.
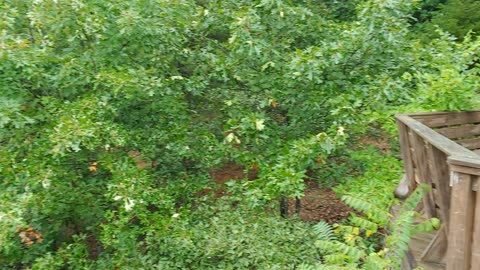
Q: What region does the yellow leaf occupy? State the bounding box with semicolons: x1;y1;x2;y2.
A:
89;161;98;172
255;119;265;130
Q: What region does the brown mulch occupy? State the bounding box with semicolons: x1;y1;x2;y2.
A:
210;162;246;184
197;162;259;198
288;180;353;224
208;163;353;224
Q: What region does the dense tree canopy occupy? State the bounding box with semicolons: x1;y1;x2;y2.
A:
1;0;479;269
416;0;480;41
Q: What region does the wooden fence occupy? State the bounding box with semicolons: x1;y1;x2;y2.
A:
395;111;480;270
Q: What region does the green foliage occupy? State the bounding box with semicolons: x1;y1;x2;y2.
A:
314;185;439;269
107;198;323;269
236;131;346;204
422;0;480;41
404;33;480;111
22;200;323;269
342;196;390;225
314;0;362;21
313;221;336;241
410;0;445;24
0;0;475;268
313;147;441;269
333;148;403;210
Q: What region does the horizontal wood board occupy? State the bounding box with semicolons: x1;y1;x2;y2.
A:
455;137;480;150
396;114;478;159
448;156;480;170
437;125;480;140
398;112;480;270
411;111;480;128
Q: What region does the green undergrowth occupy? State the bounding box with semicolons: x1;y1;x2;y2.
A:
0;0;473;268
31;197;324;270
309;184;439;270
28;146;414;270
333;147;403;210
305;145;440;269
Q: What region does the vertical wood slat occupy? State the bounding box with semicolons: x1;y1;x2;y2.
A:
397;120;416;195
396;113;480;268
426;145;451;226
471;185;480;267
410;132;436;218
421;141;450;262
447;171;475;270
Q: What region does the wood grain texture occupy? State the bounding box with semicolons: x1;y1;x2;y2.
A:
426;146;451;225
392;203;446;270
401;250;417;270
397;119;417;197
448;156;480;169
410;231;446;270
410;133;436;218
471;183;480;269
456;137;480;150
437;125;480;140
412;111;480;128
396;113;480;270
449;165;480;178
421;225;447;263
446;172;474;270
396;115;478;159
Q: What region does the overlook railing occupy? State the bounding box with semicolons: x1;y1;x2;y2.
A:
395;111;480;270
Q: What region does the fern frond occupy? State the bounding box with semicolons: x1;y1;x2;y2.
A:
313;221;336;241
399;184;429;213
341;195;390;225
315;264;359;270
297;263;360;270
296;263;320;270
316;240;366;262
324;254;348;265
316;239;339;252
362;253;390;270
348;215;378;234
386;185;430;269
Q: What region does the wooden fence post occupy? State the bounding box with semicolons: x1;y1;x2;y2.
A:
395;118;416;198
446;170;474;270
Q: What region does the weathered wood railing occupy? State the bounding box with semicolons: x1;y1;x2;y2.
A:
395;111;480;270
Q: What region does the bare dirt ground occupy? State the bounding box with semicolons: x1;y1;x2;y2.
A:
209;164;352;224
288;180;352;224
